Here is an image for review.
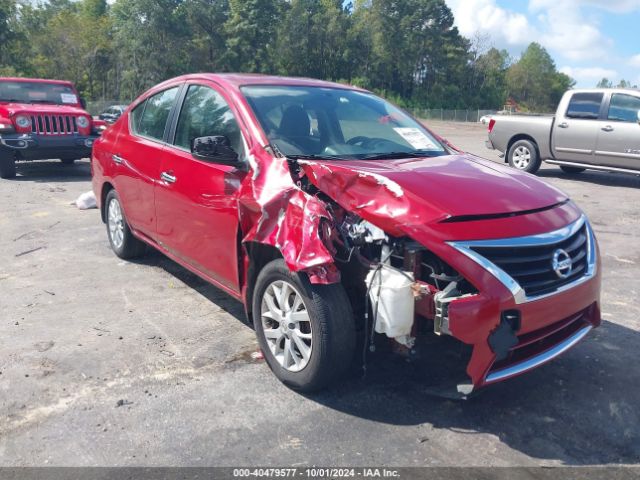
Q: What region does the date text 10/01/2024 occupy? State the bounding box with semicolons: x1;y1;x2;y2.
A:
232;468;400;478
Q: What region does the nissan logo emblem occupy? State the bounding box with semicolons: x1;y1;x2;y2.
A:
552;249;573;279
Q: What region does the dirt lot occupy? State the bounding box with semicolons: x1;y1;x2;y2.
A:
1;121;639;466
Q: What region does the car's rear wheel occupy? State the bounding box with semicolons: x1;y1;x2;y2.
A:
508;139;541;174
0;152;16;179
560;165;586;174
252;259;355;392
105;189;147;259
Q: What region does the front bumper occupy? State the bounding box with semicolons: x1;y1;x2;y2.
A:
442;216;601;394
0;132;99;160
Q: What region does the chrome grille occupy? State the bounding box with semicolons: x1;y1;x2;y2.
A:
30;114;78;135
470;225;589;298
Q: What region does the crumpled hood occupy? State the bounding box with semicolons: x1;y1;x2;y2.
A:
299;153;569;235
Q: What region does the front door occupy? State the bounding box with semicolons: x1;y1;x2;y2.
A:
154;83;248;292
553;91;603;164
595;92;640;171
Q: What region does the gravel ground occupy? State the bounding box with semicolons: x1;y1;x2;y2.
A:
0;121;639;466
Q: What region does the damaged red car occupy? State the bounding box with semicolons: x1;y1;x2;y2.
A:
91;74;601;394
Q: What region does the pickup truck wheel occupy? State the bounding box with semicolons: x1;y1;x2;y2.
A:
105;189;147;259
253;259;356;392
508;140;541;174
0;153;16;179
560;166;586;174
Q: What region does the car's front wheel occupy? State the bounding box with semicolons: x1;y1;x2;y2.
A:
508;139;541;174
105;189;147;259
252;259;355;392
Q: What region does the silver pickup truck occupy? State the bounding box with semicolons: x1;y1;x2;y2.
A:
486;88;640;175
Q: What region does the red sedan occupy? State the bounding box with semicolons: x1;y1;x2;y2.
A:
91;74;601;394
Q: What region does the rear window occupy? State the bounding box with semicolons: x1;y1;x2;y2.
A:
132;87;179;141
566;92;603;120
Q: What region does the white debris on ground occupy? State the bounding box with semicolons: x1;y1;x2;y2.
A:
74;191;97;210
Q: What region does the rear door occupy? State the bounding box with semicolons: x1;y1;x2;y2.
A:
594;92;640;171
111;86;180;238
552;92;603;164
154;82;248;293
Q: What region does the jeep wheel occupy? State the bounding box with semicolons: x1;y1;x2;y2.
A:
508;139;541;174
105;189;147;259
252;259;356;392
0;153;16;179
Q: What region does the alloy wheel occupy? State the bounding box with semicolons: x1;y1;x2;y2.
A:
512;146;531;169
260;280;313;372
107;198;125;250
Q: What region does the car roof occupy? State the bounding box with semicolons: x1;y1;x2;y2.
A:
163;73;367;92
570;87;639;95
0;77;75;87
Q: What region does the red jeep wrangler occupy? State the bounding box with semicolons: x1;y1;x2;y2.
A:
0;77;104;178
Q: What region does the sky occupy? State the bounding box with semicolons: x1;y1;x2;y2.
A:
443;0;640;87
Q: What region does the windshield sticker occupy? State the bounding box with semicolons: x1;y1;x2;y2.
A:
61;93;78;104
393;128;437;150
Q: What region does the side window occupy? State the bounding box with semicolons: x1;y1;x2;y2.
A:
130;101;145;133
566;92;603;120
607;94;640;123
136;87;179;141
174;85;245;157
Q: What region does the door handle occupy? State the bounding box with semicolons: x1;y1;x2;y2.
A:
112;154;124;164
601;125;614;132
160;171;177;184
558;122;569;129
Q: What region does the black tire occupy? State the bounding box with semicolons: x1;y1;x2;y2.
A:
560;165;586;174
60;158;76;165
507;139;541;174
104;189;147;259
252;259;356;392
0;152;16;179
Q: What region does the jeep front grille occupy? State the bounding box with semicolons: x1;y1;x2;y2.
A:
30;114;79;135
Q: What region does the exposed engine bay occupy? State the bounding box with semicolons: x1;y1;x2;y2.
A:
291;158;478;361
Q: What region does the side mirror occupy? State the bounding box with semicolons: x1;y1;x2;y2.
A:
191;135;241;166
80;97;87;109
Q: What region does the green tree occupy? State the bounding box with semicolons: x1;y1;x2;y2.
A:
112;0;190;100
0;0;29;75
224;0;284;72
506;43;574;112
182;0;230;72
275;0;351;80
597;78;613;88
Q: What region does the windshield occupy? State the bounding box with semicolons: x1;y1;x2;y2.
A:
0;81;79;105
241;85;447;160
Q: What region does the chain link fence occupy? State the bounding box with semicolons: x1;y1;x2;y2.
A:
408;108;498;123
